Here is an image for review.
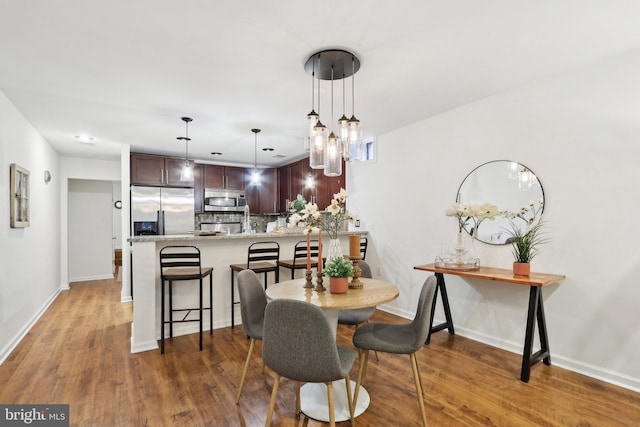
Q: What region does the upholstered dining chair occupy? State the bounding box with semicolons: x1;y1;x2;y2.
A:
352;275;437;427
235;269;268;403
262;299;356;427
338;260;375;326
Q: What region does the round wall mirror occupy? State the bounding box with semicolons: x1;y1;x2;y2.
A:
456;160;544;245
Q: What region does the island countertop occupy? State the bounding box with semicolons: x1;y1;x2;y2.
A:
128;229;368;243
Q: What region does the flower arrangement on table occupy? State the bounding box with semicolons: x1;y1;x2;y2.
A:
288;188;354;240
446;202;500;235
438;202;498;270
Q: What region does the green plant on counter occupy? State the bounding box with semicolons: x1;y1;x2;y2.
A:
324;256;354;278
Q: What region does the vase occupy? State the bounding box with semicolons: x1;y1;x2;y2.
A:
326;238;343;263
513;262;530;276
329;277;349;294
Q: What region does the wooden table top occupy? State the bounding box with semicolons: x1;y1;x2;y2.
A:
414;263;565;287
265;278;399;311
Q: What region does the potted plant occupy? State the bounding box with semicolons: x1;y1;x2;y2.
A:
324;257;354;294
505;220;548;276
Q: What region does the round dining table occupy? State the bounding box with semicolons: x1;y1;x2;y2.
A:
265;277;399;422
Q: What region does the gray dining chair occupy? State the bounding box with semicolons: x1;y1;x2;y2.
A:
352;275;437;427
338;261;374;326
262;299;357;427
235;269;268;403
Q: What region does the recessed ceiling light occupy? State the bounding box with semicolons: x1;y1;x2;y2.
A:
273;154;286;159
210;152;223;156
262;148;274;152
75;135;94;143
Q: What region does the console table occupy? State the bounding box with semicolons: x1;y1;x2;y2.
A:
413;263;565;382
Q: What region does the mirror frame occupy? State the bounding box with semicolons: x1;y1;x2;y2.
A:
456;160;545;245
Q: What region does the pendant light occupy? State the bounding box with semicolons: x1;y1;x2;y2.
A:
339;76;350;160
324;66;342;177
178;117;193;181
307;61;319;138
309;55;326;169
347;56;362;150
250;128;261;185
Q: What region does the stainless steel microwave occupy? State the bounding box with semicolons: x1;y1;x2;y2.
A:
204;189;246;212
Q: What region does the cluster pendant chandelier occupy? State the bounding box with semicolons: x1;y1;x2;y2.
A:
305;49;362;177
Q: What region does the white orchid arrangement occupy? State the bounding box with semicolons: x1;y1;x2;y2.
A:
446;202;500;234
288;188;354;239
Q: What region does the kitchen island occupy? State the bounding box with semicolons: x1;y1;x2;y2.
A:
127;230;368;353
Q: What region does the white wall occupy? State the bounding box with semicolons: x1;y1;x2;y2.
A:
68;179;114;281
0;91;60;364
347;50;640;391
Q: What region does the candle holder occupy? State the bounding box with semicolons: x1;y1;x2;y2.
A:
349;256;364;289
304;269;314;288
314;272;325;292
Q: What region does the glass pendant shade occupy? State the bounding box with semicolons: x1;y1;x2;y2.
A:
324;132;342;176
348;116;362;144
307;110;319;137
180;160;193;181
310;122;327;169
250;169;260;185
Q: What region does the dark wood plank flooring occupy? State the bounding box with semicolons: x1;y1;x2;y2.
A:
0;279;638;426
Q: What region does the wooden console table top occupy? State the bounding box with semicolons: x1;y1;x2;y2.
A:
414;263;565;287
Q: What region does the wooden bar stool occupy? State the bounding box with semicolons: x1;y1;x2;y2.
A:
229;241;279;328
160;245;213;354
277;239;319;279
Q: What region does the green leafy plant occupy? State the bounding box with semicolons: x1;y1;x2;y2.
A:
324;256;354;278
506;220;548;263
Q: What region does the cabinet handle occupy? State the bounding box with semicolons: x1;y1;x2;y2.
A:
274;201;276;212
161;168;165;184
166;169;169;184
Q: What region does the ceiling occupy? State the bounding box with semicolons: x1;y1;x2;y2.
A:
1;1;640;167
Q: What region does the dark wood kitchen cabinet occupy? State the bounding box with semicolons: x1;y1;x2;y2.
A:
203;165;245;190
245;168;278;214
278;165;291;213
193;164;204;213
277;157;346;211
130;153;194;187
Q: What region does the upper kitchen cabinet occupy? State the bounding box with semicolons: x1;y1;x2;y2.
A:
245;168;278;214
278;165;291;213
130;153;194;187
277;157;346;211
203;165;245;190
193;164;204;213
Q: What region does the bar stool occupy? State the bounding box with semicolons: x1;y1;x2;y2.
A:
229;241;280;328
277;239;319;279
159;245;213;354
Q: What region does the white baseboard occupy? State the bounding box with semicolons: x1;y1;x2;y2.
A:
448;323;640;393
121;296;133;303
68;274;114;282
0;286;61;365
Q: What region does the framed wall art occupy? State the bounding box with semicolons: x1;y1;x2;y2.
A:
10;163;30;228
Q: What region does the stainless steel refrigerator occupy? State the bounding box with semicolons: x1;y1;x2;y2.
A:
131;186;195;235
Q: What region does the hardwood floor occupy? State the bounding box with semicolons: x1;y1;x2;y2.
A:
1;278;638;426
